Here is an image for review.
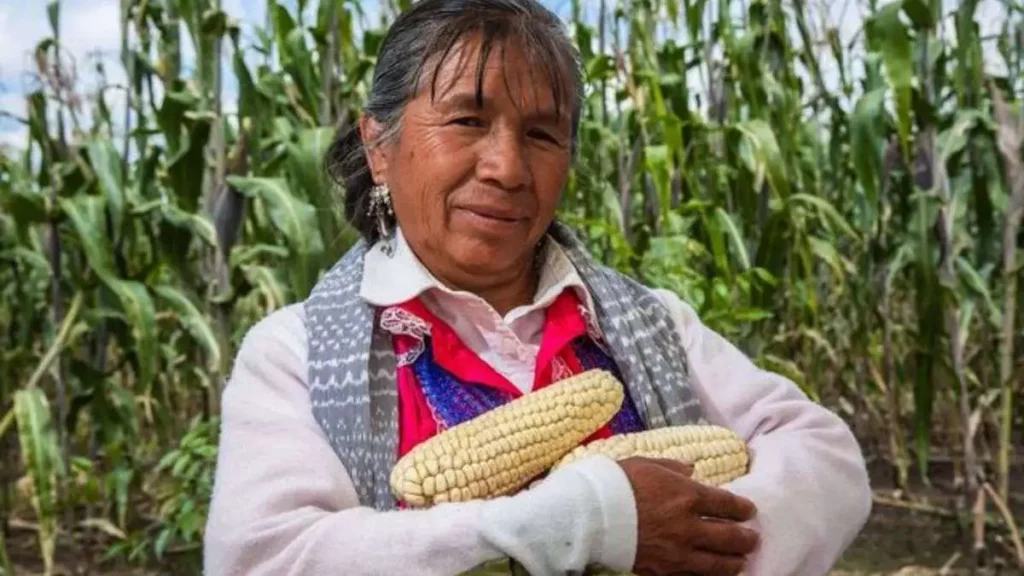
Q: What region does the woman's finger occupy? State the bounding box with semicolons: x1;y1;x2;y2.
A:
691;483;757;521
643;457;696;477
691;518;760;556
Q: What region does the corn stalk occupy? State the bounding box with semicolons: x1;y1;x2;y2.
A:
992;83;1024;503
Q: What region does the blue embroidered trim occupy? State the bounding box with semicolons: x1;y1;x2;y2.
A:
410;337;647;434
572;339;646;435
411;345;513;429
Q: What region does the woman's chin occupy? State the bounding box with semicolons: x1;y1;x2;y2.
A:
444;239;535;278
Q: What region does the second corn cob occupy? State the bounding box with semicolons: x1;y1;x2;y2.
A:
553;424;749;486
390;369;625;507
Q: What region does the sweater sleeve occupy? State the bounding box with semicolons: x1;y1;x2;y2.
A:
651;289;872;575
203;304;639;576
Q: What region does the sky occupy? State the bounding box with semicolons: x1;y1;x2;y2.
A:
0;0;1012;152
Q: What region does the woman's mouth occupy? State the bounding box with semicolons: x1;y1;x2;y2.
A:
465;208;517;222
453;206;527;232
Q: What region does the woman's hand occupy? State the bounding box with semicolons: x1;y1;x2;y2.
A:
619;457;760;576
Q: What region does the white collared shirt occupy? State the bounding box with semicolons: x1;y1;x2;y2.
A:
204;229;873;576
360;227;597;393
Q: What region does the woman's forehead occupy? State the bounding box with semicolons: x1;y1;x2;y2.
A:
418;34;573;115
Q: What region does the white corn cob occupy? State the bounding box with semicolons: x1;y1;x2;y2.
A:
553;424;749;486
390;369;625;507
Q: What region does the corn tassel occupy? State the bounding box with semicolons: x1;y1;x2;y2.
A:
553;425;749;486
390;369;625;507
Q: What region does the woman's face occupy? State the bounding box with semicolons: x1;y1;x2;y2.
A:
363;35;573;294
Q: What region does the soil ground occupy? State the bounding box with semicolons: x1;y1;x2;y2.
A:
828;455;1024;575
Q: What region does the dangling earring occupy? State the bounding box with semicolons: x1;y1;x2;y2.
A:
368;183;394;240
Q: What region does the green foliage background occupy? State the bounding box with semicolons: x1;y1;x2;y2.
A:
0;0;1022;573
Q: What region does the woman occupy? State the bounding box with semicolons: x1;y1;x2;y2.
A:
203;0;872;574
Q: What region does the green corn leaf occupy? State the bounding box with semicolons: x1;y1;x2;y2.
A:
167;111;214;213
661;113;684;171
955;256;1000;327
867;2;914;160
643;145;672;230
134;199;217;277
901;0;934;30
713;207;751;271
56;195;114;274
227;176;324;299
200;7;228;36
84;137;127;240
586;54;616;83
1;247;53;281
107;466;134;531
26;90;56;177
287;127;355;258
230;243;291;269
684;0;706;42
886;243;917;292
808;235;851;278
801;327;841;365
242;265;290;311
46;1;59;35
271;2;297;51
751;210;790;281
788;194;859;240
282;28;322;122
850;88;888;227
154;528;173;560
156;86;200;156
230;40;265;130
976;137;1004;261
270;3;320;122
134;146;164;202
59;196;158;393
939;110;985;162
287;127;334;203
153;285;222;371
15;387;64;576
736;120;790;200
160;203;219;249
1;183;48;226
600;180;625;234
700;205;729;274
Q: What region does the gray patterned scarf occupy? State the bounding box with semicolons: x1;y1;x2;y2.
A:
304;221;705;510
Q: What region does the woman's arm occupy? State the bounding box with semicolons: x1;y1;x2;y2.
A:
203;304;638;576
652;289;873;575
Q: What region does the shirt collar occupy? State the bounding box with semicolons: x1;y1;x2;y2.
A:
359;226;597;321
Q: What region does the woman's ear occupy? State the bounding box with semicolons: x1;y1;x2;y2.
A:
359;114;389;185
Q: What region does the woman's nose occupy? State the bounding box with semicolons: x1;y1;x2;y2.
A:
476;128;531;191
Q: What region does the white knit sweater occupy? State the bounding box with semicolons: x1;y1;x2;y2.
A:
203;232;873;575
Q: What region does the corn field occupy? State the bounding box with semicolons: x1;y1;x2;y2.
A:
0;0;1022;573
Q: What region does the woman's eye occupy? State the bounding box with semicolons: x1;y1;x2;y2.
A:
528;129;559;144
451;116;484;127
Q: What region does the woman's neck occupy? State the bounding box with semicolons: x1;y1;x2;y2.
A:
421;253;540;317
396;228;543;317
468;271;538;317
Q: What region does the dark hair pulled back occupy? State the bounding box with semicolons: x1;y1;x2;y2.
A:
323;0;584;243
